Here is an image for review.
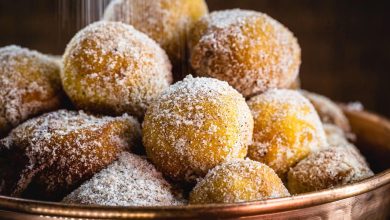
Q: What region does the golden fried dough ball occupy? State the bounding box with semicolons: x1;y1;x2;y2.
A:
0;110;141;201
189;9;301;97
63;152;184;206
104;0;208;77
300;90;351;132
287;147;374;194
0;45;63;137
62;21;173;119
143;76;253;183
247;89;328;179
189;159;290;204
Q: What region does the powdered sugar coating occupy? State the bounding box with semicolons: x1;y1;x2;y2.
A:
189;159;290;204
0;45;63;137
143;75;253;182
247;89;328;179
0;110;141;200
104;0;208;65
300;90;351;132
63;152;184;206
62;21;172;119
287;147;374;194
190;9;301;97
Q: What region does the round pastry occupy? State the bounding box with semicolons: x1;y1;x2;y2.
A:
0;110;141;201
247;89;328;179
189;9;301;97
62;21;172;119
143;75;253;183
0;45;63;137
104;0;208;79
63;152;184;206
287;147;374;194
189;159;290;204
300;90;351;132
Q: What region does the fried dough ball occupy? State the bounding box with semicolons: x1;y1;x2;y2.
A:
189;9;301;97
62;21;172;119
104;0;208;78
63;152;184;206
0;110;141;201
189;159;290;204
287;147;374;194
0;45;63;137
143;76;253;183
300;90;351;132
247;89;328;179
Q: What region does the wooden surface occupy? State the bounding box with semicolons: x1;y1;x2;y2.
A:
0;0;389;117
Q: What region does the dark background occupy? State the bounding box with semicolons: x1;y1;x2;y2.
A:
0;0;389;117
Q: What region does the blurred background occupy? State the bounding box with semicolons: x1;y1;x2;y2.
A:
0;0;389;117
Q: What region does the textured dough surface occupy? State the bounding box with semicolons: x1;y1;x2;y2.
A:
190;159;290;204
190;9;301;97
143;76;253;182
62;21;172;119
247;89;328;179
0;110;141;200
0;45;63;137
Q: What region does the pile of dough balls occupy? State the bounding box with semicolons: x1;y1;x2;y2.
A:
0;0;375;207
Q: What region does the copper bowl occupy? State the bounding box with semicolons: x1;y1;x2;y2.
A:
0;109;389;220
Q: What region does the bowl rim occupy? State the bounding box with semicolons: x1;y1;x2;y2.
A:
0;109;389;219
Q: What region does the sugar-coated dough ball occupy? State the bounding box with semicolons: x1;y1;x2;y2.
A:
300;90;351;132
190;9;301;97
63;152;184;206
104;0;208;66
0;110;141;201
287;147;374;194
189;159;290;204
0;45;63;137
247;89;328;179
143;76;253;182
62;21;173;119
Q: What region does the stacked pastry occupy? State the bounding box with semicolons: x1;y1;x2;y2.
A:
0;0;373;206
